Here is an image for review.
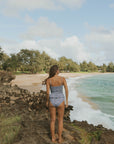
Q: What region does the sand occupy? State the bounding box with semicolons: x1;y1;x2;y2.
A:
11;72;101;93
11;72;102;109
11;73;48;93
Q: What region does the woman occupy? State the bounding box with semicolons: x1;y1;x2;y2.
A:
45;65;68;143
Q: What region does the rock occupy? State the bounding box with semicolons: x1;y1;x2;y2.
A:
0;71;15;85
0;84;47;112
5;97;10;103
10;100;15;104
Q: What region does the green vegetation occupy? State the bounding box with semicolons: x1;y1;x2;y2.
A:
88;130;102;141
0;114;21;144
70;123;102;144
0;47;114;73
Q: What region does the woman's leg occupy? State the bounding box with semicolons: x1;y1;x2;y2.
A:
57;101;65;143
49;102;56;142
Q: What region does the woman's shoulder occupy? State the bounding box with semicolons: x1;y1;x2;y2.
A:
58;76;66;80
46;78;51;83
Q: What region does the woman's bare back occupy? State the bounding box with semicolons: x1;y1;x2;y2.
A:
49;75;63;87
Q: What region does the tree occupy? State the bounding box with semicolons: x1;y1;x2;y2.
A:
0;47;9;70
58;56;80;72
87;61;98;72
107;62;114;72
58;56;68;71
0;47;3;61
3;52;25;72
80;61;88;72
101;64;107;73
17;49;42;73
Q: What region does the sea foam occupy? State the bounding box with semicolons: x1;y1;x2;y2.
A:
66;76;114;130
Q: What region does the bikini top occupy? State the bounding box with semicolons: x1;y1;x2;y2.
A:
50;77;63;93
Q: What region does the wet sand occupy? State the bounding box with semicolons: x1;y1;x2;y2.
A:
77;92;99;110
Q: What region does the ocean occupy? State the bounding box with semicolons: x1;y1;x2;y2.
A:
67;73;114;130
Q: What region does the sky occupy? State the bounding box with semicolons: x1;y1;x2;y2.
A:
0;0;114;65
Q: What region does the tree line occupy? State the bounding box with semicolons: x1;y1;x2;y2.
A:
0;47;114;73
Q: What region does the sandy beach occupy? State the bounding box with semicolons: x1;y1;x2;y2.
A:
11;72;101;93
11;72;103;110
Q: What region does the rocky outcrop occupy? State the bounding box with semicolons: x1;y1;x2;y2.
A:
0;84;114;144
0;71;15;85
0;84;47;111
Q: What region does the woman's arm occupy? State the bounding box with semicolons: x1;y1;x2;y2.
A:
63;77;68;108
46;79;50;107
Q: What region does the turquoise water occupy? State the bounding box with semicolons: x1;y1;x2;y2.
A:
75;74;114;120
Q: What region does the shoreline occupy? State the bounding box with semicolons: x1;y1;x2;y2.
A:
62;72;102;111
77;92;99;110
11;72;104;112
66;72;114;111
68;73;114;130
11;72;102;93
11;72;103;106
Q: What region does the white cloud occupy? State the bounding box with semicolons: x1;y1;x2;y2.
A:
25;14;35;23
37;36;89;62
85;25;114;64
0;0;60;16
0;0;85;16
58;0;85;8
21;17;63;39
109;3;114;8
61;36;89;62
0;37;17;44
1;36;89;63
2;31;113;65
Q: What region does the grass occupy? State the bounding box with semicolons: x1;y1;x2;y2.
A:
70;123;102;144
88;130;102;141
37;71;46;74
13;71;32;75
0;114;21;144
14;70;47;75
70;123;90;144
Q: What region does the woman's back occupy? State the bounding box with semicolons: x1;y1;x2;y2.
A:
49;75;63;87
48;75;64;107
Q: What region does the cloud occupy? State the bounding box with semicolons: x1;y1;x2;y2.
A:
85;25;114;64
1;36;89;63
0;37;17;44
21;17;63;39
60;36;89;62
25;14;35;23
58;0;86;8
0;0;60;16
1;0;59;16
109;3;114;8
2;31;113;65
37;36;90;62
0;0;85;16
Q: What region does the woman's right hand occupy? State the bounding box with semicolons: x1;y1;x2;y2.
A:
65;101;68;108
